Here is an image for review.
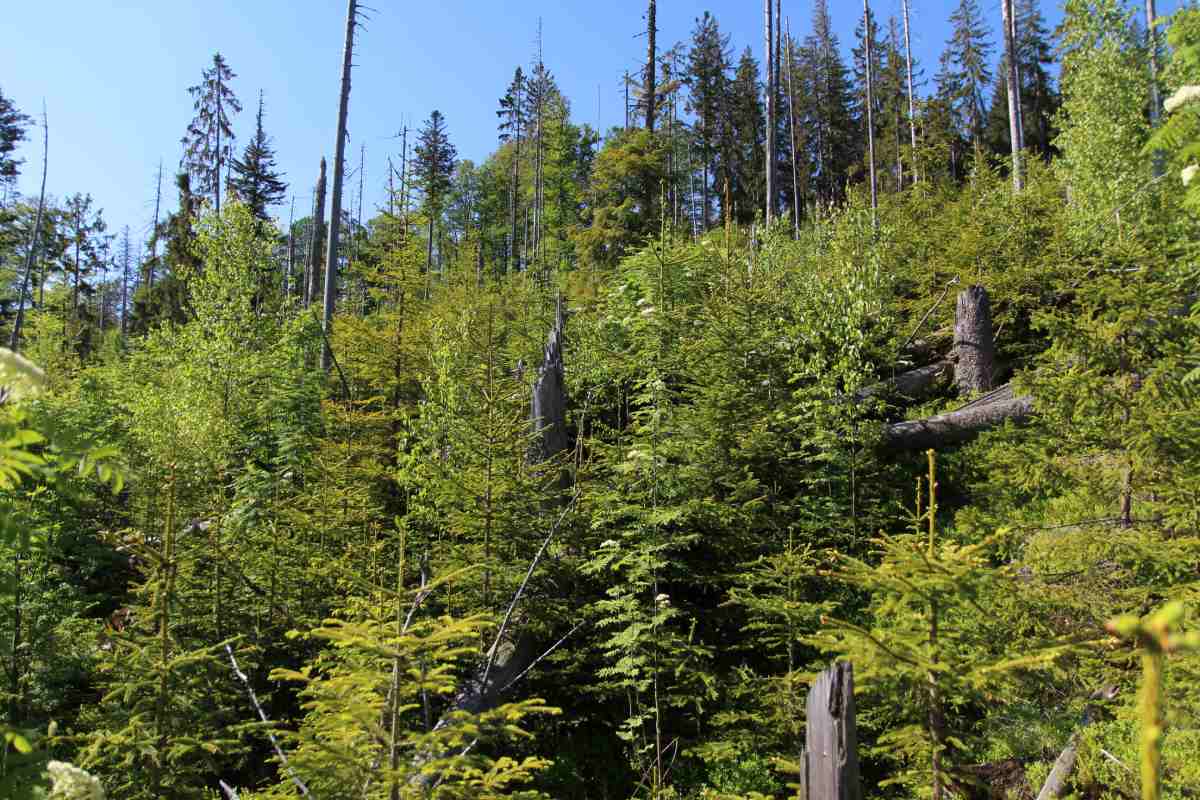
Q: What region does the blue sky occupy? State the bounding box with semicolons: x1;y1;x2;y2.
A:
0;1;1176;248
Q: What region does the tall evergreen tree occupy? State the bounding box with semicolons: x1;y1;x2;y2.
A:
944;0;994;151
180;53;242;215
414;110;457;274
728;48;766;225
0;87;31;192
497;68;526;273
685;12;731;229
230;91;287;223
799;0;858;206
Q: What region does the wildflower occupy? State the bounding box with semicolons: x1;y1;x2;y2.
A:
1165;85;1200;114
640;306;656;317
1183;165;1199;186
655;593;671;607
601;539;619;549
47;761;105;800
0;347;46;401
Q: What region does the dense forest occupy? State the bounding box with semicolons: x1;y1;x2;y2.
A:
0;0;1199;797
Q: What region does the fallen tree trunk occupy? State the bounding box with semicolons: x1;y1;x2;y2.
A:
882;383;1033;452
856;360;953;403
1036;685;1119;800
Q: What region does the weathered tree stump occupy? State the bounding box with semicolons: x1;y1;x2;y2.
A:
954;285;996;396
530;293;568;465
805;662;860;800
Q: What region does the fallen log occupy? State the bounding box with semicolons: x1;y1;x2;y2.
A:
882;383;1034;452
1035;685;1119;800
856;360;953;403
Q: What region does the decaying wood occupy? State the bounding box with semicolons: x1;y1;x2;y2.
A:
882;383;1034;451
1036;685;1119;800
530;294;568;465
805;661;861;800
954;285;997;396
856;360;953;403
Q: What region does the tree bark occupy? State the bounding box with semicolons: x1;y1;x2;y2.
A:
765;0;775;224
1002;0;1024;192
323;0;357;373
307;158;327;310
805;662;861;800
954;285;997;395
855;360;953;403
10;104;47;351
864;0;878;225
785;18;801;236
645;0;656;133
902;0;918;165
882;384;1033;452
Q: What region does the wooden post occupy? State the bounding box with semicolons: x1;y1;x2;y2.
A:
954;285;997;396
805;662;861;800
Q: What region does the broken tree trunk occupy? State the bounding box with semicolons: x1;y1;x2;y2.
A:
804;661;861;800
882;384;1034;452
954;285;997;396
856;360;953;403
412;298;570;786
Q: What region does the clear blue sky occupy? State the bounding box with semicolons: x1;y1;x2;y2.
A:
0;0;1177;248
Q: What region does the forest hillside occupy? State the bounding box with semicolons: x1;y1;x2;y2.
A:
0;0;1198;798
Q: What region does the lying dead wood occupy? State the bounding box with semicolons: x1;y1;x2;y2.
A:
882;383;1034;452
1036;685;1120;800
856;360;954;403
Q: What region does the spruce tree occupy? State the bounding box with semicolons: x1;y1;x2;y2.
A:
180;52;242;214
944;0;994;152
0;87;31;191
799;0;858;206
414;110;457;275
728;48;766;225
685;12;731;230
230;91;287;223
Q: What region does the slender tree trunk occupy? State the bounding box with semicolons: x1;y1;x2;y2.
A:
1147;0;1164;178
286;196;295;298
764;0;775;224
1002;0;1024;192
902;0;918;178
785;19;801;237
307;158;328;309
864;0;878;225
150;158;162;288
121;228;130;337
10;105;48;351
323;0;357;373
510;90;521;274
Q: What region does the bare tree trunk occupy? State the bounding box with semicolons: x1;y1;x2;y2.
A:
805;662;861;800
645;0;656;133
1002;0;1024;192
323;0;358;373
883;384;1033;451
10;104;48;351
306;158;328;309
954;285;997;395
785;18;801;237
902;0;918;179
150;158;162;288
285;196;295;299
864;0;878;226
764;0;775;224
1147;0;1161;128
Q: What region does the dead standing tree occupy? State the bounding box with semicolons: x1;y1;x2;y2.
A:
322;0;368;373
10;102;47;351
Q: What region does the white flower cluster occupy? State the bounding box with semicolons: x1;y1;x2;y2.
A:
46;761;106;800
1165;84;1200;114
1183;165;1199;187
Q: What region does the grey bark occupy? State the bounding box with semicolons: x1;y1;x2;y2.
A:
1036;686;1119;800
864;0;878;224
306;158;327;309
883;383;1033;451
805;662;861;800
150;159;162;288
856;360;954;403
530;294;569;464
764;0;775;224
954;285;997;395
645;0;656;133
10;104;47;351
322;0;357;373
1002;0;1024;191
785;17;801;236
902;0;918;160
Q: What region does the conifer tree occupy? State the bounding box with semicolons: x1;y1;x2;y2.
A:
230;91;287;223
729;48;766;225
497;68;526;273
414;110;457;275
685;13;730;230
944;0;994;152
0;87;30;192
180;52;242;215
799;0;858;206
